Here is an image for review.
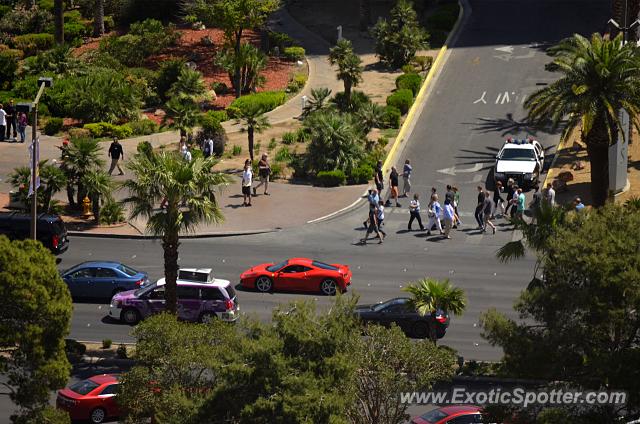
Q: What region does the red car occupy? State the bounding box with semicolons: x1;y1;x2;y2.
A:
56;374;119;423
240;258;352;296
412;405;484;424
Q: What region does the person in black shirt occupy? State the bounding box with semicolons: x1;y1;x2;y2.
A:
5;99;16;140
387;166;400;207
474;185;485;229
374;160;384;192
108;137;125;176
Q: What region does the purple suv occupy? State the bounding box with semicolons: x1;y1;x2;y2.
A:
108;268;239;325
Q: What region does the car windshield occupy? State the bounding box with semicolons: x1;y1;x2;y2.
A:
500;148;536;161
311;260;339;270
419;409;449;423
266;260;288;272
134;282;156;296
69;379;100;395
117;264;138;277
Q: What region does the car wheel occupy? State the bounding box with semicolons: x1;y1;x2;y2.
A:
90;407;106;424
412;322;429;339
255;276;273;292
199;311;217;323
121;307;140;325
320;279;338;296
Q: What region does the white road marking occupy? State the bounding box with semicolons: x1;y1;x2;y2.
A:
437;163;483;175
494;46;514;53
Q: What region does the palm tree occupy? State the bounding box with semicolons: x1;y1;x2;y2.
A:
356;101;385;133
163;96;200;139
9;161;66;213
168;68;208;102
82;170;114;223
302;87;333;118
403;278;466;343
122;151;230;315
93;0;105;37
236;104;270;162
53;0;64;45
329;39;363;105
525;33;640;207
65;138;104;206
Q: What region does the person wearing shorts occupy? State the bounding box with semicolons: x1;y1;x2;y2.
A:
388;166;400;207
253;153;270;196
241;159;253;206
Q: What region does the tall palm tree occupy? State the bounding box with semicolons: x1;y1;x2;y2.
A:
122;151;230;314
403;278;466;343
53;0;64;45
236;104;270;162
329;39;363;105
82;170;114;223
525;33;640;206
65;138;104;206
93;0;105;37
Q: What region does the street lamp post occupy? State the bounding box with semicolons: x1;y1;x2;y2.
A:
29;77;53;240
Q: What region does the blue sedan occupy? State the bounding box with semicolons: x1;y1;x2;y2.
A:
61;261;149;299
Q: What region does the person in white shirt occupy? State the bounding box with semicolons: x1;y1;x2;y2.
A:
183;148;192;162
241;159;253;207
0;104;6;143
545;183;556;207
426;193;443;236
443;199;455;239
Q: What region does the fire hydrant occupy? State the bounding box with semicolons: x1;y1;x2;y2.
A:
82;196;92;217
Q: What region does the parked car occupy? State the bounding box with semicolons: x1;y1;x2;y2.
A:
0;212;68;254
109;268;239;325
412;405;484;424
354;297;449;339
493;137;544;188
240;258;352;296
61;261;149;299
56;374;120;424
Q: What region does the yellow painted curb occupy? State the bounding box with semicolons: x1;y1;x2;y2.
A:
382;0;465;173
541;136;571;188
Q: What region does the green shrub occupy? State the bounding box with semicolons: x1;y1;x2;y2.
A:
44;117;63;135
232;145;242;156
281;132;296;145
275;146;292;163
156;58;186;101
13;33;54;56
282;46;305;61
316;170;346;187
395;73;422;96
386;89;414;114
401;64;415;74
0;49;21;89
295;127;310;143
0;5;11;19
129;119;159;136
102;338;112;349
349;164;374;184
83;122;132;138
229;91;286;114
103;16;115;32
268;31;295;51
225;106;241;119
383;105;401;129
211;81;228;95
332;90;371;113
268;137;277;150
270;161;283;179
112;123;133;139
83;122;109;137
68;127;91;139
99;19;178;66
116;343;127;359
378;136;390;148
64;20;91;42
100;200;125;224
286;73;307;93
0;6;52;35
412;55;433;72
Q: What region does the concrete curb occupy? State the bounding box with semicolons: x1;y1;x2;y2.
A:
541;136;571;189
67;227;282;240
307;195;367;224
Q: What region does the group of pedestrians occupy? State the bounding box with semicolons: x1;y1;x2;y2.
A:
240;154;271;207
405;186;461;238
0;100;28;143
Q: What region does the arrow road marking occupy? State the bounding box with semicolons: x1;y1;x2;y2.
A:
495;46;514;53
437;163;483;175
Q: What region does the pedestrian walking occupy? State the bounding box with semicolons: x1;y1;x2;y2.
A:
387;166;400;207
504;178;515;216
443;199;455;239
0;104;6;143
17;112;27;143
5;99;16;140
483;191;496;234
474;185;484;229
107;137;125;176
426;193;443;236
362;190;384;244
374;160;384;193
544;182;556;207
241;159;253;207
363;188;380;228
407;193;425;231
377;200;387;238
528;184;542;223
492;181;505;218
402;159;412;197
452;186;462;227
508;184;519;218
515;188;526;220
253;153;271;196
203;136;214;158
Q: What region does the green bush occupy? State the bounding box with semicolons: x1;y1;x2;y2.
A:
0;5;52;35
99;19;178;66
211;81;228;95
395;73;422;96
349;164;374;184
156;58;186;101
268;31;296;51
269;162;283;179
102;338;112;349
229;91;286;114
116;343;127;359
332;90;371;113
383;105;401;129
128;119;160;135
401;64;415;74
68;127;91;139
103;16;115;32
44;117;63;135
268;138;277;150
83;122;133;138
316;170;346;187
232;145;242;156
386;89;414;114
13;33;54;56
0;5;11;19
412;55;433;72
286;73;307;93
100;200;125;224
112;123;133;139
281;132;296;145
282;46;305;61
83;122;108;137
275;146;292;163
0;49;21;89
295;127;310;143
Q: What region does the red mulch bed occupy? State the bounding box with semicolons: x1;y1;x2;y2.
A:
73;27;297;109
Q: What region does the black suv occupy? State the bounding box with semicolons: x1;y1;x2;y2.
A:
0;212;69;254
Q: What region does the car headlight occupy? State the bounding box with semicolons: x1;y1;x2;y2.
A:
524;173;534;180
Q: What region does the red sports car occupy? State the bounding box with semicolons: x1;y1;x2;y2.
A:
240;258;352;295
56;374;119;423
411;405;484;424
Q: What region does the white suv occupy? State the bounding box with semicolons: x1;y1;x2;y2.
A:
494;137;544;188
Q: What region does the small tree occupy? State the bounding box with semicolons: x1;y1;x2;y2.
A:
328;39;363;105
64;137;104;206
82;170;114;223
9;161;66;214
302;87;332;118
163;95;200;138
0;236;72;422
371;0;428;68
168;67;208;101
404;278;466;343
215;43;267;96
235;103;270;162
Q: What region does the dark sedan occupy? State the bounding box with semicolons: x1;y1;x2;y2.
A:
354;297;449;339
61;261;149;300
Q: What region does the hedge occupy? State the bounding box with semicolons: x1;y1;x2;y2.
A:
283;46;305;61
395;73;422;96
44;117;63;136
13;33;54;56
349;164;374;184
128;119;159;136
383;105;401;129
316;170;346;187
83;122;133;138
386;89;414;115
229;91;286;114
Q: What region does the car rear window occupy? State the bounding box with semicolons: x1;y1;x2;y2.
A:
51;219;66;234
419;409;449;423
178;270;210;282
311;260;338;271
69;379;100;395
224;285;236;299
266;260;288;272
117;264;138;277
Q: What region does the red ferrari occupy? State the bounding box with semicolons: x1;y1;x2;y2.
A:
411;405;484;424
240;258;351;295
56;374;119;423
